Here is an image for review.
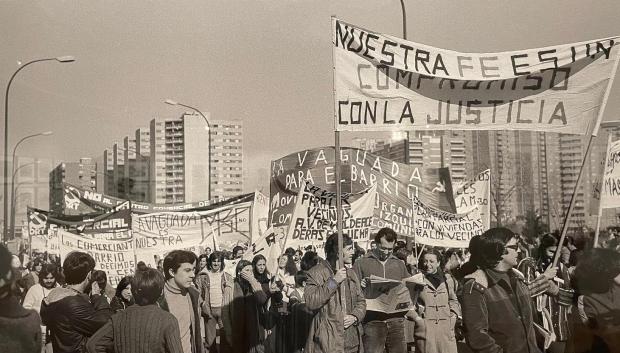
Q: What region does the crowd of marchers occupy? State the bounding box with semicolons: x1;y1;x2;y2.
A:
0;226;619;353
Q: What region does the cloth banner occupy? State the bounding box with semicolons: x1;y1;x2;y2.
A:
27;206;132;254
600;139;620;208
58;229;135;287
454;169;491;230
133;199;252;267
61;182;252;215
270;147;455;238
251;190;270;242
285;180;377;251
413;196;484;247
251;226;287;275
332;18;620;135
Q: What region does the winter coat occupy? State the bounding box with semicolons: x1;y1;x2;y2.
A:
222;279;269;353
195;270;234;315
40;287;112;353
416;274;461;353
305;259;366;353
353;251;410;322
461;269;541;353
0;294;42;353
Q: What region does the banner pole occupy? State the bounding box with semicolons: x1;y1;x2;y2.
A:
552;134;596;267
335;132;344;270
28;216;32;261
594;134;612;248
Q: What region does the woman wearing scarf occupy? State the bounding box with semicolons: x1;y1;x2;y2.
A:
415;249;461;353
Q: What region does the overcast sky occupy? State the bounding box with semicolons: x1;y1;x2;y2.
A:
2;0;620;192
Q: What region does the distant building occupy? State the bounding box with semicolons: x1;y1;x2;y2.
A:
101;112;243;203
49;157;97;214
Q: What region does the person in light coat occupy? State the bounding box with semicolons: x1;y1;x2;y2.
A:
415;249;461;353
304;233;366;353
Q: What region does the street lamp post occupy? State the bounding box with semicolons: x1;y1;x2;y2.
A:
10;161;40;239
164;99;212;200
9;131;52;238
3;56;74;242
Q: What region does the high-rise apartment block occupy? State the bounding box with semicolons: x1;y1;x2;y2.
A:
363;127;618;231
99;112;242;203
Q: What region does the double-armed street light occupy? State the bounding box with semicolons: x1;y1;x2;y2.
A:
3;56;75;242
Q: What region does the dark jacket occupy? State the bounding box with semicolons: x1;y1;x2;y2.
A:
158;285;204;353
0;294;42;353
353;250;409;322
461;269;541;353
222;278;270;353
40;287;112;353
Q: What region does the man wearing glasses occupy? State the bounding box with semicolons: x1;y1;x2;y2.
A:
354;227;411;353
461;228;556;353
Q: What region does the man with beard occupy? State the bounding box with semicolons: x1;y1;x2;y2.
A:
353;227;412;353
23;263;60;313
23;263;60;352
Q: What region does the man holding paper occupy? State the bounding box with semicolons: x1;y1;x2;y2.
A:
354;227;421;353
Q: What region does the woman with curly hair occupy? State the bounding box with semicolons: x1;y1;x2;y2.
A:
414;248;461;353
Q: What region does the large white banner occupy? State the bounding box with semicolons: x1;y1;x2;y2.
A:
132;200;252;267
600;139;620;208
58;229;135;287
332;18;620;135
454;170;491;230
286;181;377;251
413;197;484;248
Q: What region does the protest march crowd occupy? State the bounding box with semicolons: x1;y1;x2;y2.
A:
1;225;619;353
2;11;620;353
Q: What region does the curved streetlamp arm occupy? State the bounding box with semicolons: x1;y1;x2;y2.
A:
12;162;37;181
176;102;211;128
399;0;407;40
164;99;211;200
12;132;50;171
4;57;73;241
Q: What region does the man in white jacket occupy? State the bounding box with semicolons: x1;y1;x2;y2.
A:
23;263;59;350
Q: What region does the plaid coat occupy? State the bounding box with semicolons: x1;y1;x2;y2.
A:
461;269;541;353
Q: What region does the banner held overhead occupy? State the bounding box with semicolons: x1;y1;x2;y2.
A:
332;18;620;134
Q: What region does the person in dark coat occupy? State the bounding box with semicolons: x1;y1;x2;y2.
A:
461;229;544;353
0;244;42;353
40;251;112;353
570;248;620;353
222;259;270;353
